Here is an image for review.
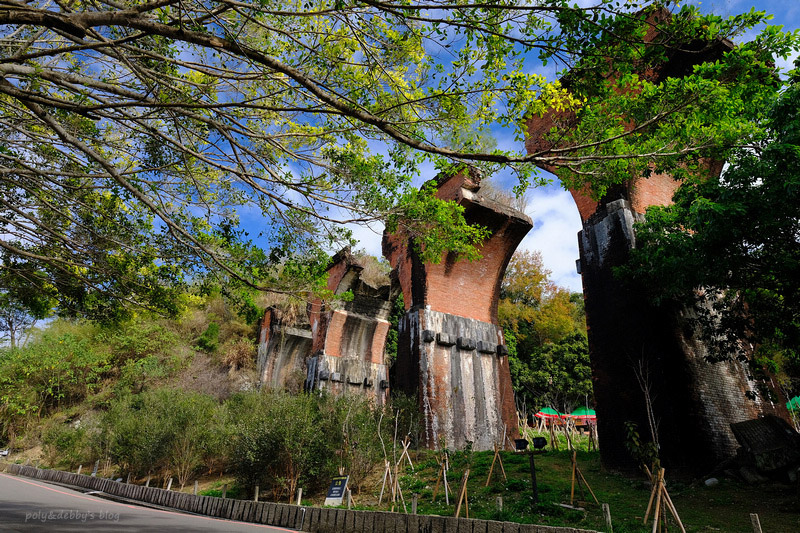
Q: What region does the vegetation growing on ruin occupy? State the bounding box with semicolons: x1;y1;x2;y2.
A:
622;79;800;400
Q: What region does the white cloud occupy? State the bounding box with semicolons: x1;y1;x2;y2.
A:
347;220;386;257
520;184;583;292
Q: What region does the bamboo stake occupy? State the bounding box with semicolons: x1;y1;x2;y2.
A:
643;468;660;523
485;442;507;486
379;461;391;505
398;437;414;471
431;451;450;505
564;420;574;451
443;453;450;505
486;444;498;486
662;487;686;533
455;468;470;518
651;473;664;533
432;460;443;502
465;480;469;518
575;462;600;505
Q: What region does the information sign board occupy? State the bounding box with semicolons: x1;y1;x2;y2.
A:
324;475;349;506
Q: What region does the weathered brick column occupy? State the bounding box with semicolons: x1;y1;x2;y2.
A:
383;169;532;450
570;197;787;473
306;248;392;405
524;30;790;472
257;306;313;391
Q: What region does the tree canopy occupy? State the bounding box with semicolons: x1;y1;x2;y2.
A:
622;79;800;396
499;250;589;411
1;0;797;319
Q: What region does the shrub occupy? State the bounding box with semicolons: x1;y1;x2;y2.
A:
42;422;90;470
97;318;179;366
221;338;255;370
100;388;223;486
197;323;220;352
0;332;110;443
230;390;339;501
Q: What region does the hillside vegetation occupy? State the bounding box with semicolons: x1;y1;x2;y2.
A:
0;251;589;500
2;290;798;532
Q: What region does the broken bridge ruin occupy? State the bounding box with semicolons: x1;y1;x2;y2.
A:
524;23;791;473
383;168;532;450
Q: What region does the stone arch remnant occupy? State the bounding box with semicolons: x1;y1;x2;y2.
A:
257;248;393;405
383;168;533;451
524;26;790;473
306;248;392;405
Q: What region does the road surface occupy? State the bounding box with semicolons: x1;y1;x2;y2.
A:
0;472;295;532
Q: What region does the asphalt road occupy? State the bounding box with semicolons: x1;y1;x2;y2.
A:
0;472;296;532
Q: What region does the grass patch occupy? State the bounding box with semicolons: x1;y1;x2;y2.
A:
384;433;800;532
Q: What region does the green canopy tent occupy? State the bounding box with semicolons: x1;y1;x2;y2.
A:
534;407;563;419
569;406;597;421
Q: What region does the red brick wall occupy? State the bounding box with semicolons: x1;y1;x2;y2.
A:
384;171;533;324
423;220;523;324
371;320;390;365
323;310;348;358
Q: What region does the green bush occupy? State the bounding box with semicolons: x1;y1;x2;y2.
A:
0;332;110;444
100;388;223;487
230;390;340;501
43;422;90;470
98;318;179;365
228;390;395;500
197;323;220;352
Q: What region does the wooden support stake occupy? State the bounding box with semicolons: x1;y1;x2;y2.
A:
379;461;391;505
296;487;303;506
455;468;470;518
412;494;418;515
442;453;451;505
254;485;260;502
166;477;173;491
391;460;399;511
194;480;198;495
347;488;353;509
750;513;763;533
126;472;131;484
651;471;664;533
486;443;499;486
465;480;469;518
564;422;574;451
432;461;443;503
76;465;82;475
643;469;660;523
222;483;227;499
550;422;559;451
398;437;414;471
575;462;600;505
662;486;686;533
